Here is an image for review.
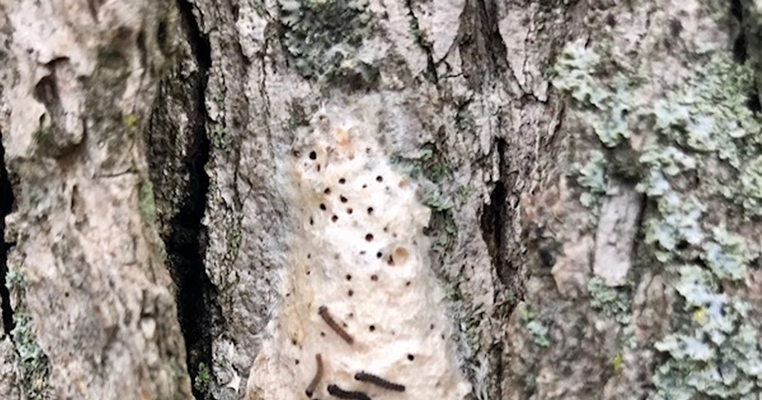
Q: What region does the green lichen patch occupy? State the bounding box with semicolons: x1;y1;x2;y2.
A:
636;139;697;197
390;144;457;251
11;312;51;399
554;35;762;398
194;362;211;392
649;59;761;168
5;266;25;292
139;180;158;224
644;193;704;263
740;155;762;216
553;40;633;147
640;57;762;398
575;150;614;221
520;307;551;348
652;266;762;400
279;0;377;82
701;227;750;281
587;277;631;325
641;57;762;397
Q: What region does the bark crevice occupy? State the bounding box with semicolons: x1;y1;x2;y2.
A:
0;132;14;336
404;0;439;83
732;0;747;63
154;0;217;398
480;138;509;287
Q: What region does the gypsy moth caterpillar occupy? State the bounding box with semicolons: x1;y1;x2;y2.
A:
305;354;324;398
354;371;405;392
326;384;370;400
318;306;354;345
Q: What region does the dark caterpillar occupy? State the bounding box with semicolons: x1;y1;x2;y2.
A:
326;384;371;400
318;306;354;345
305;354;324;398
354;371;405;392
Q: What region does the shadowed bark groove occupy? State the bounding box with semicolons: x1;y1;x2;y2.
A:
481;138;509;287
733;0;748;63
145;0;218;398
0;133;14;335
405;0;438;83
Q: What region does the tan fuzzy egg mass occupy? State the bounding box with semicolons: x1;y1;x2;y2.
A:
246;105;471;400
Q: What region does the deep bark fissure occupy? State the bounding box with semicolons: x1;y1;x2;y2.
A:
457;0;509;90
404;0;439;83
167;1;215;398
480;138;509;286
732;0;747;63
0;132;14;335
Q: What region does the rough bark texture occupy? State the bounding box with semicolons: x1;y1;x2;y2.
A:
3;0;762;399
0;1;192;399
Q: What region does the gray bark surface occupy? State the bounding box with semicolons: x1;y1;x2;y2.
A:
2;0;762;400
0;1;192;399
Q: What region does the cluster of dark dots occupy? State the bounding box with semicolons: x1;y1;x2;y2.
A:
310;170;392;247
293;154;426;398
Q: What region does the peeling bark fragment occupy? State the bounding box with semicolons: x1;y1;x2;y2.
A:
593;187;643;287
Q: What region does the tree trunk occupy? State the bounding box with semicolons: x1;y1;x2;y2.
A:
3;0;762;400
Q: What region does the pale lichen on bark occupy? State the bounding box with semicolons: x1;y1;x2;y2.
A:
546;0;762;399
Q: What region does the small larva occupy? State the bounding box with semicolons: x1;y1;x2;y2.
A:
318;306;354;345
354;371;405;392
326;384;370;400
305;354;324;398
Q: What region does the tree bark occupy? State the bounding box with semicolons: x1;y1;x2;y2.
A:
0;1;192;399
2;0;762;400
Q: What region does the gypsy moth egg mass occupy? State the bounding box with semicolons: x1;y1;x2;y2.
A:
246;104;471;400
